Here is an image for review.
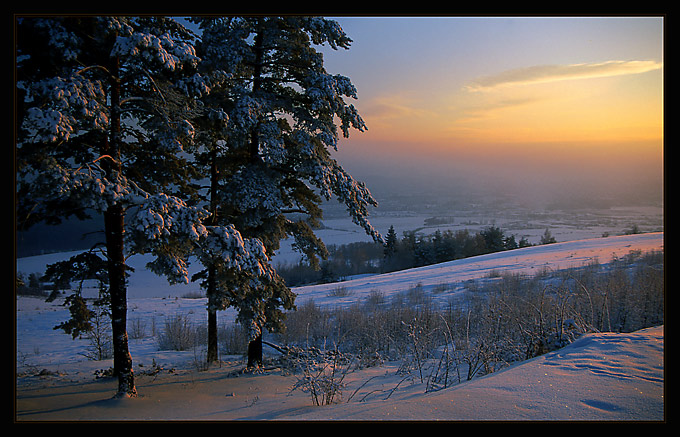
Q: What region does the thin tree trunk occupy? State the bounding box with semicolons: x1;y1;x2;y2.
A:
245;18;266;369
249;18;265;164
206;147;219;364
105;205;136;398
105;54;136;398
207;308;218;363
206;263;218;363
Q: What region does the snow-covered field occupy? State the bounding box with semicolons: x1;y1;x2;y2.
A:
15;232;665;421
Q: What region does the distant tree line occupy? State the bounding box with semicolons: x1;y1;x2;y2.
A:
277;225;551;286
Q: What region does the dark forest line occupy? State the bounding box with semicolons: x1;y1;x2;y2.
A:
277;225;555;287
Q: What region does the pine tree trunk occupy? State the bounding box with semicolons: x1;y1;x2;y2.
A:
207;309;218;363
245;20;266;370
206;149;219;364
247;333;263;368
249;19;265;164
105;54;136;398
105;205;137;398
206;265;219;364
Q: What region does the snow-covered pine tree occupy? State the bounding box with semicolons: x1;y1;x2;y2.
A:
188;16;382;367
183;17;294;365
16;16;273;396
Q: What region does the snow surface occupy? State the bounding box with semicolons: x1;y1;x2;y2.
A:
15;232;665;421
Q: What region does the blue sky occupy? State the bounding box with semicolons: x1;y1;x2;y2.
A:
317;16;664;203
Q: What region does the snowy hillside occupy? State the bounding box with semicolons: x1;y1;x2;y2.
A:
15;232;664;421
291;231;664;309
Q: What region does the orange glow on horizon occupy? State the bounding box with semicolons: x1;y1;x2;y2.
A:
349;66;663;159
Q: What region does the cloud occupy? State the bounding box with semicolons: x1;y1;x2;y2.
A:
465;60;662;92
453;97;540;123
362;95;434;121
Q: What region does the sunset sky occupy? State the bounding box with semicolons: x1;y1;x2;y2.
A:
320;16;664;204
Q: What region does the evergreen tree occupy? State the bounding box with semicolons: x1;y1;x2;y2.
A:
540;228;557;244
519;236;532;248
384;225;398;258
184;17;294;364
16;16;271;396
480;225;506;253
188;16;381;367
503;234;519;250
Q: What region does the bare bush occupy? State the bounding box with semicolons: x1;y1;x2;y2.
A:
289;343;353;406
128;318;148;339
157;314;199;351
223;323;250;355
82;309;113;361
276;249;663;398
327;286;353;298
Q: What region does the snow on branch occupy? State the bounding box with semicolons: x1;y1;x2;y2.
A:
300;17;353;50
313;159;382;244
20;75;109;143
200;225;272;277
126;191;273;285
18;155;133;214
112;29;199;72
